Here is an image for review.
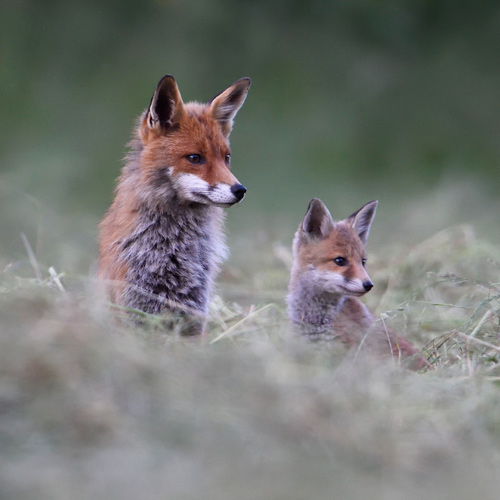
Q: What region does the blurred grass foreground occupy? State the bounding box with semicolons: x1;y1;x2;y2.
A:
1;220;500;500
2;1;500;499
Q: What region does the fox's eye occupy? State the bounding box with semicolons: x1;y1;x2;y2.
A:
225;154;231;166
362;258;367;267
334;257;347;266
186;154;205;164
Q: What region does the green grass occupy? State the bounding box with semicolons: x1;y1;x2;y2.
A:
1;225;500;500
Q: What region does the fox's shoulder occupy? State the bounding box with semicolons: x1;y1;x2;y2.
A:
339;296;373;326
332;297;373;346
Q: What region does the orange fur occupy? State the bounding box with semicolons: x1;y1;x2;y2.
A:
98;76;250;327
288;199;431;370
138;106;239;189
98;175;140;302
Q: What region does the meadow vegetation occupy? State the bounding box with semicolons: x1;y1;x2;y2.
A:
2;1;500;497
1;212;500;499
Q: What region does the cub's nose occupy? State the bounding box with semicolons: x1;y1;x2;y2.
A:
363;281;374;292
231;183;247;201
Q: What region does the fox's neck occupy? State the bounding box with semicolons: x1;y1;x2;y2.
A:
287;274;346;336
141;193;221;225
116;169;227;316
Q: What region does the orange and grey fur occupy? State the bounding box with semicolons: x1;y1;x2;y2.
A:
98;75;251;334
287;198;429;369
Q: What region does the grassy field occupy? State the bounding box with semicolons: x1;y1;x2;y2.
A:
2;2;500;498
1;213;500;500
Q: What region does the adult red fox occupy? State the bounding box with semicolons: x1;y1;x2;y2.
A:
98;75;251;334
287;198;430;370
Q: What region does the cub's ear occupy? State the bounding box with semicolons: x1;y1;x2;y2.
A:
209;77;251;137
347;200;378;245
301;198;335;241
142;75;185;139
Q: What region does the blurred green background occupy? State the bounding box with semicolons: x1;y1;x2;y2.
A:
1;0;500;273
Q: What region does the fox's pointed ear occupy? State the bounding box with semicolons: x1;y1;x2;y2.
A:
301;198;335;241
348;200;378;245
209;77;251;137
143;75;184;138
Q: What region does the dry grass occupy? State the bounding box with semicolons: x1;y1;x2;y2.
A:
1;225;500;500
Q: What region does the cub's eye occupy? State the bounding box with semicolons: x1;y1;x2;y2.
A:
362;258;367;267
334;257;347;267
225;154;231;166
186;154;205;164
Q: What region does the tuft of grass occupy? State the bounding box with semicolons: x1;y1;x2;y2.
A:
1;226;500;500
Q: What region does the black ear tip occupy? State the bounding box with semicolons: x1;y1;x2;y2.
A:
230;77;251;93
307;198;323;211
304;198;327;221
156;74;176;89
367;200;378;213
159;74;175;82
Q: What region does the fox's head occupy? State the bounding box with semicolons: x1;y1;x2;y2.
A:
291;199;378;297
137;75;251;208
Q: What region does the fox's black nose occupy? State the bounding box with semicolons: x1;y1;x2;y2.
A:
363;281;374;292
231;183;247;201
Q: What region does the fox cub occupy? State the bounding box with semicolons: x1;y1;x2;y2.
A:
287;198;429;369
98;75;251;334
